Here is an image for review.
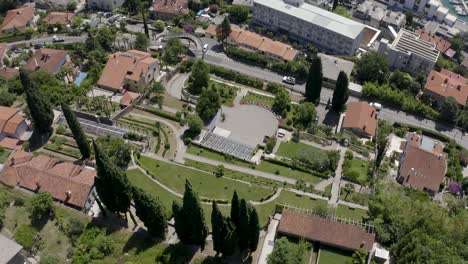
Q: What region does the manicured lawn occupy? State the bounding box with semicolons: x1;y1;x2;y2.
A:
276;141;328;159
318;246;353;264
339;189;369;206
241;91;275;107
0;148;12;163
257;160;323;185
342;158;369;184
335;205;368;222
137;155;274;202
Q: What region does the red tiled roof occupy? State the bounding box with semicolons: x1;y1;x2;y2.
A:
0;137;21;150
0;67;19;80
3;114;25;135
0;106;19;133
416;29;451;53
97;50;157;92
424;69;468;106
0;151;96;209
43;12;75;25
0;43;7;60
152;0;189;16
399;134;446;193
278;210;375;251
23;48;68;74
342;102;377;137
1;7;34;32
120;91;140;106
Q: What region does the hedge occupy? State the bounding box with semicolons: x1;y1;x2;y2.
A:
134;105;182;122
225;45;270;67
265;157;330;179
209;64;264;89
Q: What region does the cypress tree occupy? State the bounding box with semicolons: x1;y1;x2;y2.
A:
230;191;240;228
93;141;132;214
133;187;168;239
61;102;91;159
331;71;349;113
248;207;260;252
211;201;225;255
221;218;238;256
173;180;209;249
238;199;250;250
20;69;53;135
305;56;323;104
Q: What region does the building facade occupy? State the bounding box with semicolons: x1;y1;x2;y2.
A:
378;29;439;77
387;0;457;25
251;0;365;56
87;0;125;11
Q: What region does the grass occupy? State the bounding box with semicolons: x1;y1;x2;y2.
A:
318;245;353;264
276;141;328;159
137;155;274;202
342;158;370;184
339;189;369;206
186;145;252;168
241;91;275;107
257;160;323;185
335;205;368;222
0;148;12;163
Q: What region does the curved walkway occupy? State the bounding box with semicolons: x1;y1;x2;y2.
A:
166;73;190;99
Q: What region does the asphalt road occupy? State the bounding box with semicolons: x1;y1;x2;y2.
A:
7;35;87;48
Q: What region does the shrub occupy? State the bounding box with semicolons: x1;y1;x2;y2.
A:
15;225;36;250
39;255;59;264
135;105;182;122
209;65;264;89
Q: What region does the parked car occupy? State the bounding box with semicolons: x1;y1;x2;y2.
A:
369;102;382;111
52;35;64;43
282;76;296;85
203;44;209;52
34;43;45;49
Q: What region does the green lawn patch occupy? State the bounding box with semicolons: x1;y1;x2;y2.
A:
186;145;252;167
137;155;274;202
342;157;370;185
0;148;12;163
241;91;274;107
319;245;353;264
257;160;323;185
277;141;327;159
335;205;368;222
339;189;369;206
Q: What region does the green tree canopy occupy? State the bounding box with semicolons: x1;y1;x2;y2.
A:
441;96;459;123
267;237;308;264
93;141;132;214
293;102;316;130
248;206;260;252
28;192;53;225
133;187;168;238
272;88;291;117
61;102;91;159
230;190;240;228
96;135;132;167
331;70;349;112
162;38;185;66
134;32;150;51
172;180;209;249
216;16;232;44
153;20;165;32
190;59;210;95
355;52;390;84
211;201;225;254
305;55;322;104
196;87;221;121
187;114;204;136
226;5;249;24
237;199;250;250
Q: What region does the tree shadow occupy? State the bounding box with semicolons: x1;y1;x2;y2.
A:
90;210;127;235
323;110;340;127
155;243;198;264
28;130;52;152
122;227;162;254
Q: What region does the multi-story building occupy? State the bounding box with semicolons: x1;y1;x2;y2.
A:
149;0;189;21
423;69;468;108
378;29;439;77
251;0;366;56
87;0;125;11
387;0;457;25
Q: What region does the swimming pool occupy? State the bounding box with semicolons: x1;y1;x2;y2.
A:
74;72;88;86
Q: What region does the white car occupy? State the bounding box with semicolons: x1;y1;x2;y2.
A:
370;102;382;111
203;44;209;52
282;76;296;85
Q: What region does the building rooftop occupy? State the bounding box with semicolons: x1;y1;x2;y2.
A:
0;106;25;136
150;0;189;16
342;102;377;137
399;133;446;193
317;53;354;81
43;12;75;25
253;0;365;39
424;69;468;106
0;234;22;264
23;48;69;74
278;209;375;251
416;29;451;53
0;67;19;80
390;29;440;63
1;6;34;32
0;151;96;209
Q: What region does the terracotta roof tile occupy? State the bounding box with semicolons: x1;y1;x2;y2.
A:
0;137;21;150
43;12;75;25
1;7;34;32
152;0;188;16
23;48;68;74
120;91;140;106
278;210;375;251
399;134;446;193
0;43;7;60
0;67;19;80
342;102;377;137
97;50;157;92
0;153;96;209
424;69;468;106
416;29;451;53
0;106;19;134
3;114;25;135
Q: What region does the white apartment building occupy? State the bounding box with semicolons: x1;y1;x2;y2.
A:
87;0;125;11
388;0;457;25
378;29;439;77
251;0;366;56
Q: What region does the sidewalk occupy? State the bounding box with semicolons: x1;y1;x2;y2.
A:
258;213;281;264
